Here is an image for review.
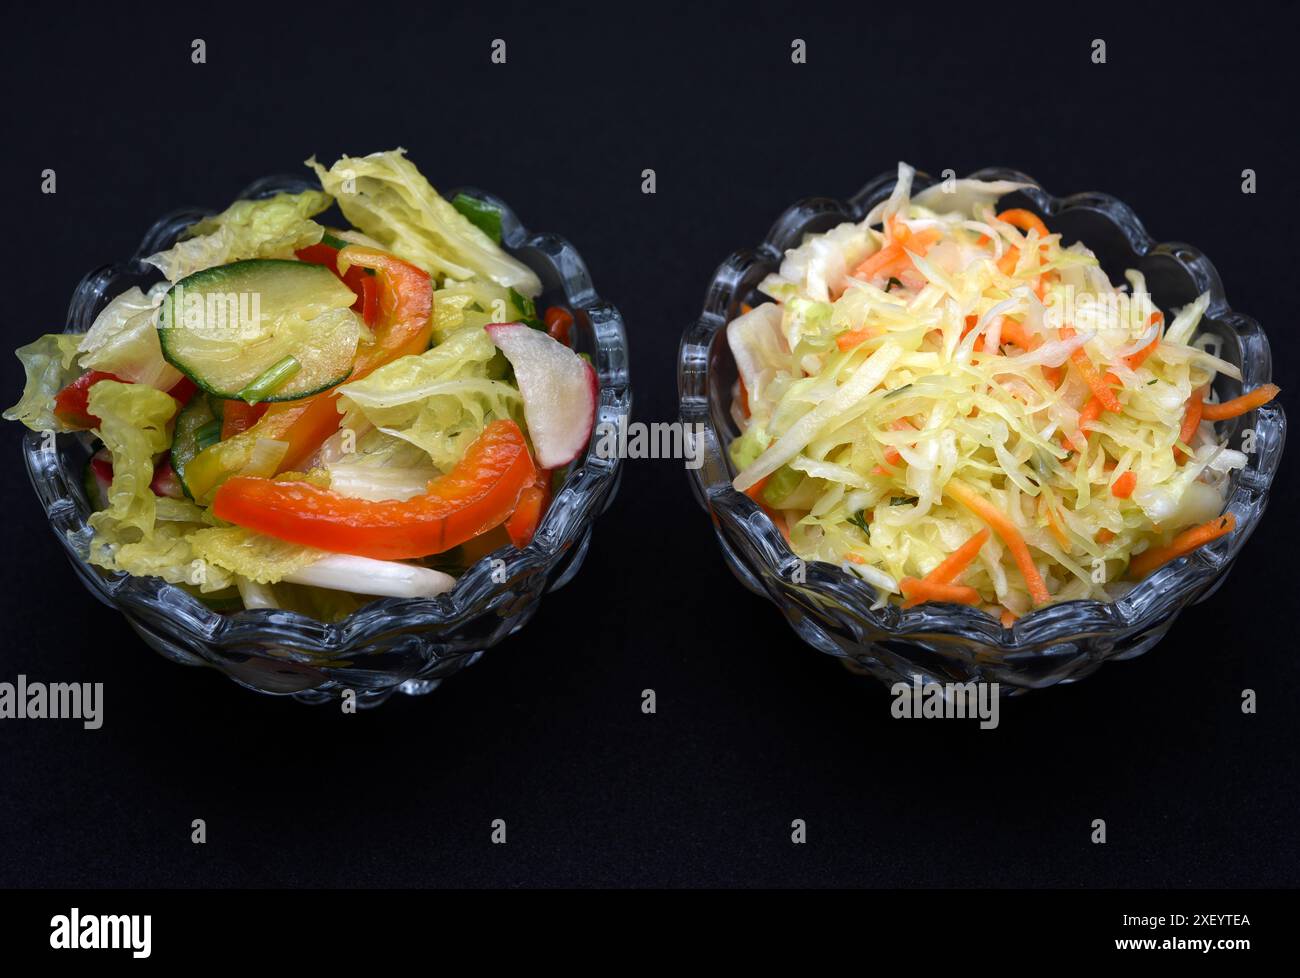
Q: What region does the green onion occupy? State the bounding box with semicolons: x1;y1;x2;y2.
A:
237;355;301;404
194;419;223;451
452;193;503;243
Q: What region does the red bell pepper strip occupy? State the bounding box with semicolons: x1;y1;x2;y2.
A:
55;371;195;429
182;246;433;500
213;419;536;560
220;399;269;440
505;469;552;548
54;370;124;428
295;242;381;327
543;306;574;346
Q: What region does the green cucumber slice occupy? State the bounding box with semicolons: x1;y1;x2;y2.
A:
171;395;223;498
158;259;362;401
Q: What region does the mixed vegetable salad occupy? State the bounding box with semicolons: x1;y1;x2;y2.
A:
7;149;596;619
729;164;1278;623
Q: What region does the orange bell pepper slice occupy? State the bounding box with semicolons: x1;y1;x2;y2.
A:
213;420;536;560
505;469;553;548
183;247;433;501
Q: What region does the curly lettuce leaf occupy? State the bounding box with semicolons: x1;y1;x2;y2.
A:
307;149;541;296
77;287;182;389
3;333;86;431
86;380;178;534
187;526;324;585
336;326;522;472
145;190;332;282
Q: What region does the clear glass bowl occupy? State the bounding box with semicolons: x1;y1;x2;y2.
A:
22;174;630;706
679;167;1285;694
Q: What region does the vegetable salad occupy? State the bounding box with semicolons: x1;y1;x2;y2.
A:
729;163;1278;622
7;149;594;619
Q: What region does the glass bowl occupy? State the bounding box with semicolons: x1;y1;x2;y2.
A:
678;167;1285;694
22;174;630;706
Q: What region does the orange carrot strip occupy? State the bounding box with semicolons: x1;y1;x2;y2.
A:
899;577;981;608
945;478;1051;606
854;243;902;280
1060;327;1122;412
997;247;1020;276
1096;528;1116;544
997;208;1050;239
999;607;1019;628
743;476;769;503
922;528;990;587
1110;471;1137;499
998;317;1035;350
1200;384;1280;421
1129;513;1236;578
836;328;873;351
1174;389;1204;463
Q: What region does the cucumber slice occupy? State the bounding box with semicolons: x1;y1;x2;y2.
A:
171;395;223;498
158;259;362;401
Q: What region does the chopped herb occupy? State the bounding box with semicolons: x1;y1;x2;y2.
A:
1148;379;1159;385
883;383;913;399
890;495;919;506
884;276;904;293
848;510;871;537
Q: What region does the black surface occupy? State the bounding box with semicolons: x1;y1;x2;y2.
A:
0;2;1297;888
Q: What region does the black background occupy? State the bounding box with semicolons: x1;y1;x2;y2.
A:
0;1;1297;888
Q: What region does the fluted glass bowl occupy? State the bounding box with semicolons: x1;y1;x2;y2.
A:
22;175;630;706
679;168;1284;694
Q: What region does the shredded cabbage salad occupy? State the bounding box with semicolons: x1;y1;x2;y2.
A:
728;163;1278;622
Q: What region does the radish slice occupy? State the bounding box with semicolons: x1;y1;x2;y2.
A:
486;322;597;468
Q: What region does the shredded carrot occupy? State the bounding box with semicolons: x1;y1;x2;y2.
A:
737;375;750;417
740;303;753;315
836;328;873;351
996;247;1020;277
743;476;769;503
1110;471;1137;499
945;478;1051;606
999;607;1019;628
998;317;1035;350
922;527;990;587
844;552;866;564
899;577;981;607
1060;327;1122;412
854;243;902;280
1200;383;1279;421
1096;528;1116;544
1078;395;1103;431
870;419;914;475
1173;389;1204;463
1129;513;1236;578
997;208;1050;239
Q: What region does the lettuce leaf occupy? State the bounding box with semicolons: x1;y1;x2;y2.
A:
3;332;85;431
307;149;541;296
87;380;178;535
77;287;183;389
145;190;332;281
337;326;522;472
187;526;324;585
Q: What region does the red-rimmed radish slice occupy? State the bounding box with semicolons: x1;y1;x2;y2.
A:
486;322;597;468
